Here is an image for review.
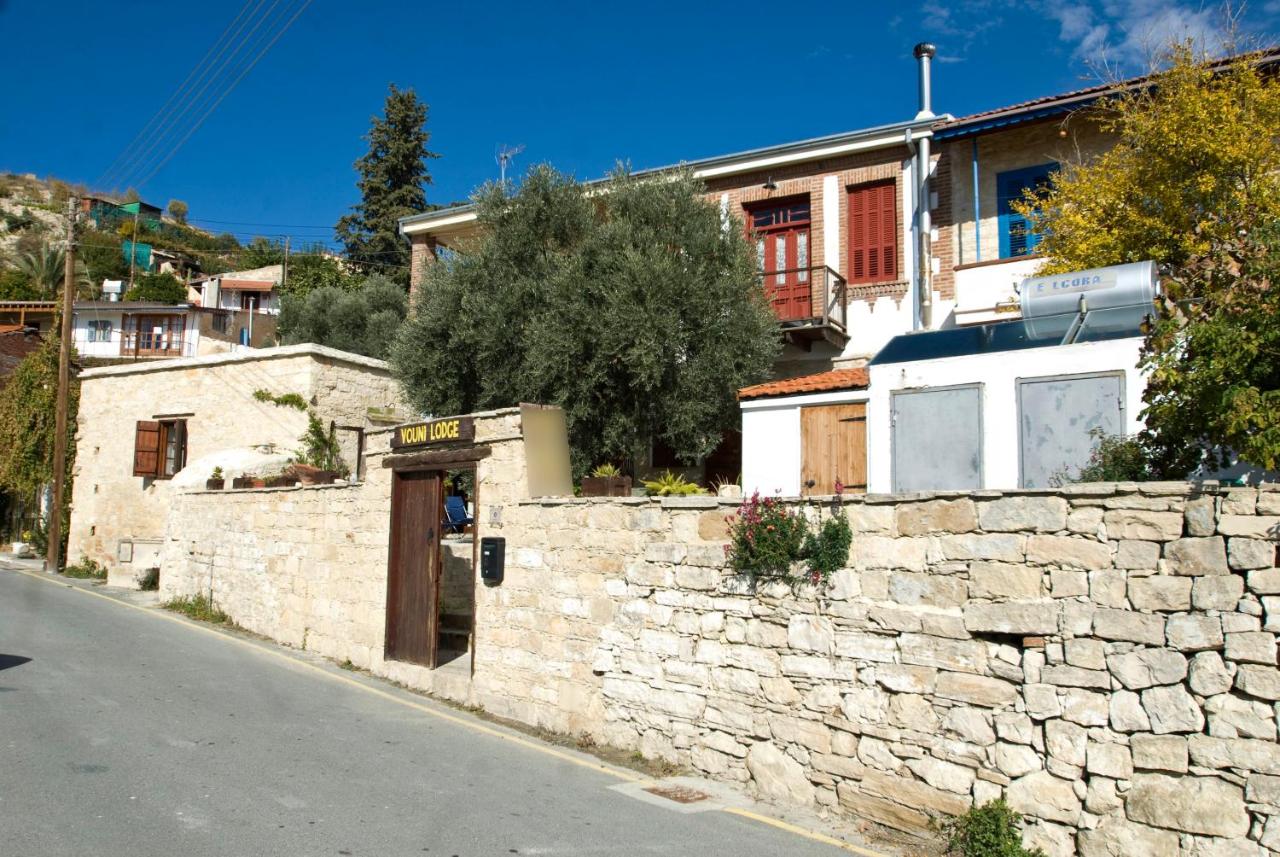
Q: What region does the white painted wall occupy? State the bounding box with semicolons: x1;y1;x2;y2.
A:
740;389;872;497
950;257;1040;326
866;337;1145;492
71;310;201;359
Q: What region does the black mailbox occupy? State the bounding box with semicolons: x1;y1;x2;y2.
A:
480;536;505;584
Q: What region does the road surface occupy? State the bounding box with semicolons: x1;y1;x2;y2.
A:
0;566;863;857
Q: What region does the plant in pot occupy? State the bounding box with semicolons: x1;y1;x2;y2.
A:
206;466;225;491
580;462;632;497
289;412;350;486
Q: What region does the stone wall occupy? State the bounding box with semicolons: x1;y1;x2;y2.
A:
159;448;1280;854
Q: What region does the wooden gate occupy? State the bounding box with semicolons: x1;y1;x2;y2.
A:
385;469;443;668
800;402;867;495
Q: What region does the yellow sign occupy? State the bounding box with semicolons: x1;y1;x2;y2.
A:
391;417;475;449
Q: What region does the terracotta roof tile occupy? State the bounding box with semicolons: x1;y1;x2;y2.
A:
739;368;869;401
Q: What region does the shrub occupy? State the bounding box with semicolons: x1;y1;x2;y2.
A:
63;557;107;580
1056;429;1157;484
642;470;704;496
138;568;159;591
296;412;348;476
801;500;852;586
590;462;621;478
163;594;230;624
124;272;186;304
724;492;808;580
944;800;1046;857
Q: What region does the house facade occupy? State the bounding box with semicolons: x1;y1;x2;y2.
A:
65;344;409;585
70;301;278;361
192;264;283;316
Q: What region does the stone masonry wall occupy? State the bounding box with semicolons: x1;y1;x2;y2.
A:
160;463;1280;855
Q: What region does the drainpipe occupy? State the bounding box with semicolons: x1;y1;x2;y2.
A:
913;42;937;329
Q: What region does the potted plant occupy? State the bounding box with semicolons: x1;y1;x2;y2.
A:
580;463;632;497
231;475;253;489
206;466;225;491
641;470;705;496
290;412;350;486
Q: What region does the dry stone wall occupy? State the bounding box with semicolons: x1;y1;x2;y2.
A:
160;452;1280;855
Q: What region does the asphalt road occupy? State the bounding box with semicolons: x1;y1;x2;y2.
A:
0;567;858;857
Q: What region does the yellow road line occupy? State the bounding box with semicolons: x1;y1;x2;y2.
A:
8;566;890;857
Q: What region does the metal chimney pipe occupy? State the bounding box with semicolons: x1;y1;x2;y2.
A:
913;42;937;329
913;42;937;119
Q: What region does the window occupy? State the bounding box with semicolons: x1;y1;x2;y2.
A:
848;180;897;284
998;163;1058;259
240;291;265;311
211;312;230;334
87;320;112;343
133;419;187;479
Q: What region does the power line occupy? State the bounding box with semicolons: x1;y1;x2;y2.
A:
131;0;313;191
95;0;268;191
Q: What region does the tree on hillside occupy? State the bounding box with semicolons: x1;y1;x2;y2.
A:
278;274;406;359
335;85;439;285
11;242;90;298
168;199;189;225
0;333;79;502
124;272;186;304
284;254;358;297
1019;45;1280;474
123;187;141;203
391;165;781;473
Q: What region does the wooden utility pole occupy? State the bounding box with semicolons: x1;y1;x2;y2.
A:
46;196;78;573
126;208;140;289
282;236;290;289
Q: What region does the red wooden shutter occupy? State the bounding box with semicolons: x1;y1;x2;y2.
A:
133;421;162;477
848;180;898;284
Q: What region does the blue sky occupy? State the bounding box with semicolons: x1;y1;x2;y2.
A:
2;0;1275;249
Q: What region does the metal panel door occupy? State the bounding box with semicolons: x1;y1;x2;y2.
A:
385;469;443;668
1019;373;1124;488
891;385;983;492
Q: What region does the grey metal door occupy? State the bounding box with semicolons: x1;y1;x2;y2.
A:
892;385;983;492
1019;372;1124;488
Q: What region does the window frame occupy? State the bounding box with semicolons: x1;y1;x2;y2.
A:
87;319;113;343
997;162;1059;259
846;179;899;285
133;418;188;479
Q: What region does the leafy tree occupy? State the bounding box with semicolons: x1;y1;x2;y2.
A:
0;268;39;300
168;199;189;225
0;332;78;500
77;230;129;289
391;165;780;472
278;274;406;359
239;236;284;268
123;187;141;203
124;271;187;304
284;253;357;297
1020;46;1280;474
335;85;439;284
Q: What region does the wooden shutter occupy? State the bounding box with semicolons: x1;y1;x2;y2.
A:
133;421;162;477
848;181;897;284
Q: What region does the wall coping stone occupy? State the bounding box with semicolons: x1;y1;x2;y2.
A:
78;342;391;379
188;482;360;496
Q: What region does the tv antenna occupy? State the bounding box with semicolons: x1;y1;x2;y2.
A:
496;143;525;184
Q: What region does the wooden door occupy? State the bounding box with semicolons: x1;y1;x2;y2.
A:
801;403;867;495
748;198;812;322
385;470;443;667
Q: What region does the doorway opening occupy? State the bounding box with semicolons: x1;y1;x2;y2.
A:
438;467;476;668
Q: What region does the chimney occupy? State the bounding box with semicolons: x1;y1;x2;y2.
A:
913;42;937;120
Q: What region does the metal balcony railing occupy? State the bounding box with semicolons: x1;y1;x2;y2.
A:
760;265;848;332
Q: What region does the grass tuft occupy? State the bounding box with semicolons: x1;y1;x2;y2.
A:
163;594;231;624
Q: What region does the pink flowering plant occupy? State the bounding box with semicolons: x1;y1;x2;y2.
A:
725;482;853;587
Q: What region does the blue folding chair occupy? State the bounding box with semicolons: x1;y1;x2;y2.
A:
443;495;474;534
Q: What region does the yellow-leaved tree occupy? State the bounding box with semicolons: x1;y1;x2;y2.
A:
1018;44;1280;476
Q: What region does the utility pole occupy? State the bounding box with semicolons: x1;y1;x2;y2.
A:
282;236;289;290
127;208;140;289
46;196;78;574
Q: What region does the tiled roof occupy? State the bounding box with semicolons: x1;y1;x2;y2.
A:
739;367;869;401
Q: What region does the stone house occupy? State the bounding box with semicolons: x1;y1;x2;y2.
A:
66;343;407;585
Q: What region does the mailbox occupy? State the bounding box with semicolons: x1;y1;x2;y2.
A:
480;536;505;584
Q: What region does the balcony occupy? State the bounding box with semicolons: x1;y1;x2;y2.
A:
121;316;191;359
762;265;849;350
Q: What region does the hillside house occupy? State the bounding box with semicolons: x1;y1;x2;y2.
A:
70;301;277;361
192;264;282;316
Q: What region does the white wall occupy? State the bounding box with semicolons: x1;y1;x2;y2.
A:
741;389;871;496
866;338;1145;492
71;310;201;359
950;257;1040;326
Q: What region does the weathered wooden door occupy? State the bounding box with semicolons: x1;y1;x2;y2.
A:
385;469;443;667
800;403;867;495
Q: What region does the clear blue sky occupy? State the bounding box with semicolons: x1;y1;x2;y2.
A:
2;0;1275;249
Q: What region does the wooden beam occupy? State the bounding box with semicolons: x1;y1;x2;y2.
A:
382;445;492;470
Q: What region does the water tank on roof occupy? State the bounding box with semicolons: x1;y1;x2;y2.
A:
1019;260;1158;319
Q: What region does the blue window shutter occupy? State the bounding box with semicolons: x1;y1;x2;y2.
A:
997;163;1058;259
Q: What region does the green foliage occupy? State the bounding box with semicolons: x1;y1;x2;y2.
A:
295;412;348;476
725;492;808;580
335;84;439;283
642;470;704;496
252;389;308;410
210;466;224;480
167;199;188;225
124;271;186;304
801;502;853;586
1055;429;1158;483
0;333;78;497
278;274;407;359
63;557;107;580
10;241;90;298
392;165;780;473
590;462;622;478
944;800;1046;857
1021;46;1280;475
77;230;129;288
138;568;160;591
122;187;141;203
284;253;358;297
163;594;230;624
0;268;40;300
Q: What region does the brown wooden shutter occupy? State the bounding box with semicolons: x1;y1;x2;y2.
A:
133;421;162;477
848;180;898;284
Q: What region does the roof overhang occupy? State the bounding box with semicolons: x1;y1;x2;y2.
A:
399;116;949;241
